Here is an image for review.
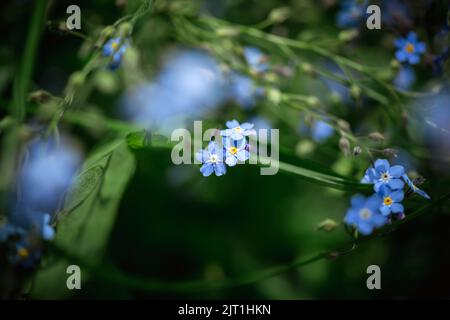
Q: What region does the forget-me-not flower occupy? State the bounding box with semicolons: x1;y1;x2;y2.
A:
196;141;227;177
102;37;129;69
394;66;416;90
311;120;334;142
361;159;405;192
243;47;269;73
229;72;264;109
378;185;404;216
224;137;249;167
344;193;387;235
336;0;368;29
394;32;426;65
220;120;256;141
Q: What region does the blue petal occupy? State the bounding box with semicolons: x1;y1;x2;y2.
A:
371;214;387;227
200;163;214;176
225;156;237;167
391;189;404;202
226;120;240;128
374;181;384;193
408;54;420;64
388;178;404;190
389;165;405;177
391;203;404;213
358;221;373;235
214;163;227;176
236;149;249;161
380;205;391;216
351;194;366;208
415;42;426;53
395;50;408;62
416;188;431;199
374;159;390;172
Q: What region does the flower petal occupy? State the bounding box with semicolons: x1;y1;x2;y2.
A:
225;156;237;167
374;159;390;172
388;178;404;190
380;205;391;216
389;165;405;177
391;189;404;202
214;163;227;176
391;203;404;213
226;120;240;128
200;163;214;177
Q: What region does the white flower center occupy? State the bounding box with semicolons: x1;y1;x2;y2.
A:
209;154;219;163
359;208;372;220
380;172;391;183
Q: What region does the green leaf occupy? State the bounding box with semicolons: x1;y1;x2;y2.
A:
32;139;136;298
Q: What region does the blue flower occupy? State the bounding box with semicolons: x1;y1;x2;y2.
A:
102;37;129;69
224;137;249;167
394;32;426;65
121;50;227;133
336;0;368;29
361;159;405;192
378;185;404;216
229;72;264;109
10;240;42;269
394;66;416;90
18;138;81;213
220;120;256;141
311;120;334;142
243;47;269;73
196;141;227;177
344;194;388;235
402;174;431;199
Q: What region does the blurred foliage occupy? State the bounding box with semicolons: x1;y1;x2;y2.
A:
0;0;449;299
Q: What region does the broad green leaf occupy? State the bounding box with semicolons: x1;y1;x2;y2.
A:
32;139;136;298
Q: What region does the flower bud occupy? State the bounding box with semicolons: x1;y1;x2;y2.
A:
339;137;351;156
368;131;385;142
350;84;362;100
268;7;291;24
315;219;338;232
353;145;362;156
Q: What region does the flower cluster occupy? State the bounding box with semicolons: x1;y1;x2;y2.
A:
102;37;129;70
0;138;81;268
345;159;430;235
196;120;255;177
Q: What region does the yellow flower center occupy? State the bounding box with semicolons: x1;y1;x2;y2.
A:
406;43;415;53
383;196;393;206
359;208;372;220
234;126;243;133
229;147;238;155
18;247;29;258
111;42;119;50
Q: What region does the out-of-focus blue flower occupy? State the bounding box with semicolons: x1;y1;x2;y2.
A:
344;194;387;235
5;204;55;241
402;174;431;199
321;62;352;104
336;0;368;29
10;240;42;269
250;116;272;131
381;0;413;30
378;185;404;216
228;72;264;109
19;139;81;213
394;65;416;90
311;120;334;142
102;37;129;69
243;47;268;73
224;137;249;167
220;120;256;141
361;159;405;192
122;50;227;133
196;141;227;177
395;32;426;65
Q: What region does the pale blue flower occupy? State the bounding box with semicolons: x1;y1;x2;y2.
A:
229;72;264;109
312;120;334;142
196;141;227;177
220;120;256;141
224;137;249;167
102;37;129;69
243;47;268;73
394;66;416;90
344;194;387;235
395;32;426;65
361;159;405;192
336;0;368;29
378;185;404;216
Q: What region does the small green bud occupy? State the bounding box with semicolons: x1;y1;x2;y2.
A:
301;62;316;77
268;7;291;24
315;219;339;232
267;88;281;105
338;29;359;42
350;84;362;100
306;96;321;108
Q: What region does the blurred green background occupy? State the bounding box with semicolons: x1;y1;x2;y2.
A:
0;0;449;299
